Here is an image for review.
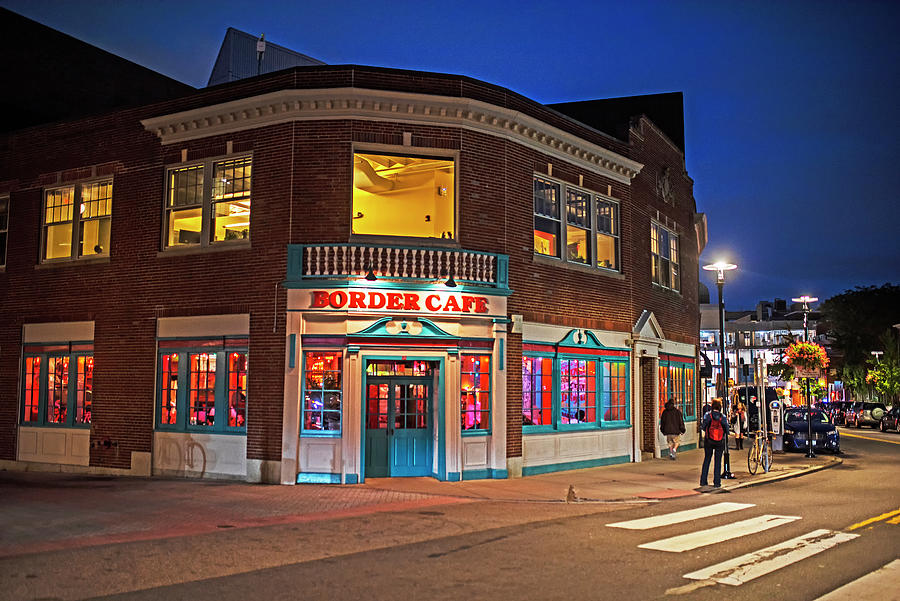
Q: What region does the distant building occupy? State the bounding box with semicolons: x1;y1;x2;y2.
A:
207;28;325;86
1;14;707;484
700;297;823;404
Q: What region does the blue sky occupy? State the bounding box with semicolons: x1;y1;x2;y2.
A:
4;0;898;309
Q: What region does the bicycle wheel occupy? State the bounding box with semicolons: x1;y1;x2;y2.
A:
748;439;760;474
761;439;772;473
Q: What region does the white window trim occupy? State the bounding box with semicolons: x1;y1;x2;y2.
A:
0;194;8;269
41;178;113;263
533;174;621;273
162;153;252;251
650;220;680;292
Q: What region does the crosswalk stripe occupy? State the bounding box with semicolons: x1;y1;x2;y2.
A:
607;502;755;530
683;529;859;585
638;514;801;552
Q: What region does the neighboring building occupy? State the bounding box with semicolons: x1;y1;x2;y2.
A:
0;20;706;484
207;28;326;87
700;297;821;404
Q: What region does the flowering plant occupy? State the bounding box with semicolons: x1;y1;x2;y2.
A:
785;341;830;370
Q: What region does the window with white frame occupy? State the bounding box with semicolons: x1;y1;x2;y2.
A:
534;176;620;272
156;342;247;432
165;156;251;248
21;346;93;426
650;221;679;291
0;195;7;267
42;181;112;261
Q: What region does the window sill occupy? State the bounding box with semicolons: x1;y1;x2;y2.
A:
158;241;250;258
461;429;491;437
35;256;110;270
349;234;460;249
19;423;91;429
601;422;631;430
155;427;247;435
300;430;342;438
651;282;682;296
532;253;625;280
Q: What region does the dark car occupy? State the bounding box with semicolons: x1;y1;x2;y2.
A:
846;402;887;428
782;408;840;453
879;406;900;433
830;401;854;426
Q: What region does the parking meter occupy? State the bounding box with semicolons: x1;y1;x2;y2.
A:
770;400;783;452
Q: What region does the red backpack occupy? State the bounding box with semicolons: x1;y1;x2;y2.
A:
706;412;725;442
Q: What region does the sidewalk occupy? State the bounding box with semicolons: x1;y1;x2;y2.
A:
361;447;842;502
0;448;840;558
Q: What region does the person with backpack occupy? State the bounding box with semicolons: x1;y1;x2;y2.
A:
660;399;686;460
700;398;730;489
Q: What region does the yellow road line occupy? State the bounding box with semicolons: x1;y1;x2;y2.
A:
848;508;900;531
888;515;900;525
840;431;900;445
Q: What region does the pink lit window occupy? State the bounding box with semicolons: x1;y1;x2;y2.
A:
461;355;490;430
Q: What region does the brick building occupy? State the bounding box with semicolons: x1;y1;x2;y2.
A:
0;31;705;483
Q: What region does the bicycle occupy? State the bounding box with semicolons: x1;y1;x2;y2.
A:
747;429;773;475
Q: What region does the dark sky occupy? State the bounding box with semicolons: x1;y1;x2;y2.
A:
4;0;898;310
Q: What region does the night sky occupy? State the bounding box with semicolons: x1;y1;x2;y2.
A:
4;0;898;310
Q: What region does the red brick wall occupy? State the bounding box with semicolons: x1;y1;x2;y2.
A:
0;67;701;469
641;358;656;453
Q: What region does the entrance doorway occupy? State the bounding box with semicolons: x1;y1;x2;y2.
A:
364;361;434;477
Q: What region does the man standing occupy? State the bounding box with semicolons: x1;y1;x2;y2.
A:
660;399;686;460
700;399;730;489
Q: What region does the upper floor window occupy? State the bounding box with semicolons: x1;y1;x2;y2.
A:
42;181;112;261
352;152;455;240
0;195;7;267
165;156;251;249
534;176;620;272
21;348;93;427
650;221;679;291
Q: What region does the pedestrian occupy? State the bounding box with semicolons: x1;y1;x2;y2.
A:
732;403;747;450
660;399;686;460
700;398;730;489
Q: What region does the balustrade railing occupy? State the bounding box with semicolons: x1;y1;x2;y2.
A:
286;244;508;289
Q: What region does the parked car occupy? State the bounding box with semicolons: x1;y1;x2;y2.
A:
830;401;854;426
879;406;900;433
782;408;840;453
845;402;887;428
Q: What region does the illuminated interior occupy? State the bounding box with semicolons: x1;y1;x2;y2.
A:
167;165;203;246
44;187;74;259
352;153;455;239
212;157;251;242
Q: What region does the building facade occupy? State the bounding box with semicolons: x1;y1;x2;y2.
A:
0;64;704;484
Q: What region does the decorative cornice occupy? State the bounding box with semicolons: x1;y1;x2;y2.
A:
141;88;643;184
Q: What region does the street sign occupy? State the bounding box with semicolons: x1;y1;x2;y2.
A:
795;367;821;379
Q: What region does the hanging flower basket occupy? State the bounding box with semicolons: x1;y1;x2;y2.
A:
785;341;830;370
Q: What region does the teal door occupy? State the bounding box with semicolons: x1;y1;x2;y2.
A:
365;377;432;478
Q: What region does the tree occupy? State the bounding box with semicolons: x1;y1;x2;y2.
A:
820;284;900;368
866;331;900;406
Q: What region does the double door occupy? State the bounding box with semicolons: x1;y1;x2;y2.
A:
364;377;432;477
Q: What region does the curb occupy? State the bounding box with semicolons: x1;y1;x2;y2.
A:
724;455;843;491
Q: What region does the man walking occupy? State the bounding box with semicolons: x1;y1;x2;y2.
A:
660;399;686;460
700;398;730;489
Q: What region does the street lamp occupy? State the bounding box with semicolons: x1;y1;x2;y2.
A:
792;295;818;458
703;261;737;479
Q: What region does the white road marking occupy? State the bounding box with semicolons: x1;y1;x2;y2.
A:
639;514;801;552
813;559;900;600
683;529;860;585
607;502;755;530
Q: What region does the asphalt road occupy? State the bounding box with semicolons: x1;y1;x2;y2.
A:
3;429;897;601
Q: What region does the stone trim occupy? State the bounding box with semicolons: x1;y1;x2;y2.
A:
142;88;643;184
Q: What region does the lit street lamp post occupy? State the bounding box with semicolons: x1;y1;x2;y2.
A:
792;295;818;459
704;261;737;479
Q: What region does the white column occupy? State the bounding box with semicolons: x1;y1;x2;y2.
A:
280;312;302;484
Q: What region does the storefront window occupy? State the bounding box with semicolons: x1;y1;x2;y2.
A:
461;355;490;431
659;359;695;420
601;361;628;423
352;152;455;240
21;349;92;427
523;356;553;426
303;352;343;433
156;343;247;433
560;359;596;424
